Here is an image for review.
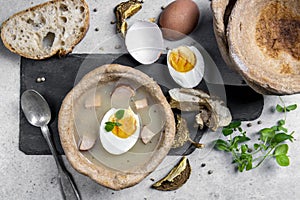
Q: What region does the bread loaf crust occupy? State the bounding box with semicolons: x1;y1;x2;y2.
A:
1;0;89;60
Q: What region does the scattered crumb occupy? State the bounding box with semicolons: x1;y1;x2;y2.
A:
115;44;122;49
201;163;206;167
93;8;97;12
208;170;213;175
99;47;104;51
257;120;262;124
36;77;46;83
95;28;99;32
110;20;116;24
161;6;165;10
149;18;156;23
150;178;155;182
247;123;252;127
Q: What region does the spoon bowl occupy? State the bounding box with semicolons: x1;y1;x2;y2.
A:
21;90;51;127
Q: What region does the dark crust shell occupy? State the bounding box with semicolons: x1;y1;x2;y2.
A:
228;0;300;94
58;64;176;190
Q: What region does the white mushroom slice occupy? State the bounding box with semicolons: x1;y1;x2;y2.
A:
111;85;135;108
141;126;156;144
141;104;166;144
84;93;101;109
79;135;97;151
134;98;148;110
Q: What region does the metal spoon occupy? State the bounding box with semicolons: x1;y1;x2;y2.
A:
21;89;81;200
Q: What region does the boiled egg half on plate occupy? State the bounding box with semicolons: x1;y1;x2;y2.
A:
100;108;140;155
167;46;205;88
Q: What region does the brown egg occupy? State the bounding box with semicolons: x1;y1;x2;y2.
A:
159;0;200;40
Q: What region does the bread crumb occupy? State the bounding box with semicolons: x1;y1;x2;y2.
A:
149;18;156;23
115;44;122;49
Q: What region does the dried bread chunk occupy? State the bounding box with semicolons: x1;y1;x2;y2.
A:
211;0;273;95
1;0;89;60
211;0;237;69
228;0;300;94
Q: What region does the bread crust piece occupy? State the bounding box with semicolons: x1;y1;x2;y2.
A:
211;0;237;69
1;0;89;60
228;0;300;94
58;64;176;190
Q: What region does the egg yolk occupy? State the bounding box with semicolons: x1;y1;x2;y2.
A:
169;46;196;73
109;109;137;139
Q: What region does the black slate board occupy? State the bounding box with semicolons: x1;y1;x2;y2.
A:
20;54;264;156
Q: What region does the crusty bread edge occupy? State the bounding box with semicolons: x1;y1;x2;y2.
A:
0;0;90;60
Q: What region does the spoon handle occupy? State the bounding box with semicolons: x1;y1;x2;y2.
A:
41;125;81;200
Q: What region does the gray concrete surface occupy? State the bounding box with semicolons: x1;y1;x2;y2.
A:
1;0;300;199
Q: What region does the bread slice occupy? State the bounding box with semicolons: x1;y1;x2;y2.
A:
1;0;89;60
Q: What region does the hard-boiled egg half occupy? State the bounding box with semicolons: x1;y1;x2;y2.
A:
167;46;204;88
100;108;140;155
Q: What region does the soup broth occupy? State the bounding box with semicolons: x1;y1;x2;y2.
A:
73;78;166;172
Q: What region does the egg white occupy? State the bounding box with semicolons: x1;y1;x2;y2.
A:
167;46;205;88
99;108;140;155
125;20;164;65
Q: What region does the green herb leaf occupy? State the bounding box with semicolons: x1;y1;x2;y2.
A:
214;139;230;152
276;104;284;112
276;155;290;166
278;126;288;133
236;136;251;143
222;128;233;136
260;128;275;142
254;143;260;150
105;123;114;132
115;122;122;126
246;156;253;171
274;144;289;156
278;119;285;126
238;164;245;172
241;144;248;153
286;104;297;112
104;121;122;132
274;133;293;144
115;110;125;120
228;121;241;129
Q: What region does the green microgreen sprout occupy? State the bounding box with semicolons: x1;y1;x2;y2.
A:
104;109;124;132
214;101;297;172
